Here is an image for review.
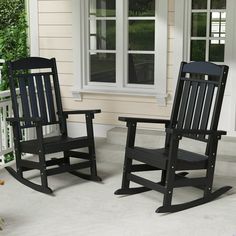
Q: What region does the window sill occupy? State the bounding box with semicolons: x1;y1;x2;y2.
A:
71;87;168;106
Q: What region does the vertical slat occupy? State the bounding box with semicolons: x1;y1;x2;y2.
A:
18;77;31;125
35;75;48;123
192;82;207;130
177;80;191;129
184;82;199;129
3;105;7;149
8;105;13;149
200;84;215;131
28;75;39;117
44;74;56;122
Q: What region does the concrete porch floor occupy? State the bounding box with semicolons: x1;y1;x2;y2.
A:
0;138;236;236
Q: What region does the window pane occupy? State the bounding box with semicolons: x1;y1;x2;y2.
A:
90;53;116;83
210;12;226;37
191;13;207;37
129;0;155;16
211;0;226;9
129;20;155;51
190;40;206;61
209;40;225;61
89;20;116;50
128;54;154;84
89;0;116;17
192;0;207;9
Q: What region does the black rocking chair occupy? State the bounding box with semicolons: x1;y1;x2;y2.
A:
6;57;102;194
115;61;232;213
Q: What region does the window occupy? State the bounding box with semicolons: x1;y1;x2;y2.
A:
73;0;168;103
188;0;226;62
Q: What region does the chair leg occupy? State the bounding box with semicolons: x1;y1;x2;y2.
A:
204;136;218;198
63;151;70;165
161;135;180;209
38;152;50;191
86;114;102;182
15;148;23;179
114;153;133;195
115;155;152;195
121;155;133;189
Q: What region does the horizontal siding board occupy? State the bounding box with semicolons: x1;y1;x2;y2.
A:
39;38;73;49
58;74;74;86
39;13;72;25
40;49;73;62
39;25;72;37
57;61;73;74
39;1;72;13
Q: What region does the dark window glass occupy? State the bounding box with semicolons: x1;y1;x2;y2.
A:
210;12;226;37
209;40;225;61
129;0;155;16
89;20;116;50
192;0;207;9
128;54;154;84
129;20;155;51
89;0;116;17
211;0;226;9
190;40;206;61
90;53;116;83
191;13;207;37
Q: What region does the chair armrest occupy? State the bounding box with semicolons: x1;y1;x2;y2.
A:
119;116;170;125
166;128;226;136
62;109;101;117
6;117;43;124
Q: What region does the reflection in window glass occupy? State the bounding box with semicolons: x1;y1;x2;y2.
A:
192;0;207;9
90;53;116;83
211;0;226;9
128;54;154;84
190;40;206;61
129;0;155;16
210;12;226;38
209;40;225;62
89;20;116;50
129;20;155;51
89;0;116;17
191;13;207;37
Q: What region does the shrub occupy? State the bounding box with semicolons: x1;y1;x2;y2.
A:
0;0;28;90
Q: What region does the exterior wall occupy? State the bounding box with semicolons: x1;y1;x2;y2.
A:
37;0;175;132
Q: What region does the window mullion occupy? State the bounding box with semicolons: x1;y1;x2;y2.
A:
206;0;211;61
116;0;125;89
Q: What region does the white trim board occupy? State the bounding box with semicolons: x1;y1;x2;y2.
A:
28;0;39;57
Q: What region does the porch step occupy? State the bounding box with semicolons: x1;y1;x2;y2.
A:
105;127;236;177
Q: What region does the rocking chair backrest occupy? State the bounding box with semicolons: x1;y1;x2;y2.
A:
169;61;229;142
8;57;64;132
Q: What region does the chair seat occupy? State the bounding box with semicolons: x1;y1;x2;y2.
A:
20;135;89;154
126;147;208;170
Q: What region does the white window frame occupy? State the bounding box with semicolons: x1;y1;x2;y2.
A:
72;0;168;105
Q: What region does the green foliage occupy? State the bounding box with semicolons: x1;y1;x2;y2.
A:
0;0;28;163
4;152;14;164
0;0;28;90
